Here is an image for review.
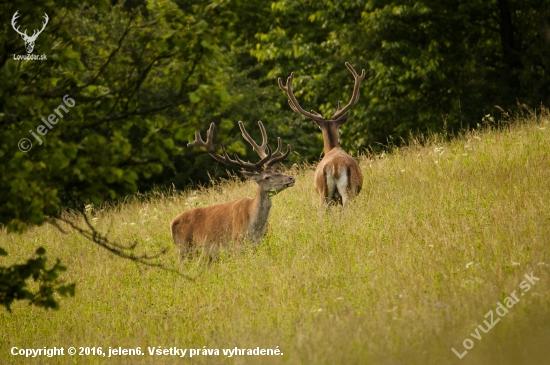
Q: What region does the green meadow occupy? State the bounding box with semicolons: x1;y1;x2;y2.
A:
1;112;550;364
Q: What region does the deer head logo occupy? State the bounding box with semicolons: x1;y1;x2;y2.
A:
11;11;49;54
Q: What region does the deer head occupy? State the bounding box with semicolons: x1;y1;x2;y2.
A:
278;62;365;153
188;121;295;195
11;11;49;54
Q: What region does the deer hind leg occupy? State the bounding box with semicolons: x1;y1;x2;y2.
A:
335;169;350;207
324;168;338;207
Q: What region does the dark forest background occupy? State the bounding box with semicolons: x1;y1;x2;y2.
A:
2;0;550;232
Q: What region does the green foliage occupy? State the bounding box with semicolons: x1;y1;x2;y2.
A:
250;0;550;149
1;2;549;318
2;0;549;233
0;0;238;232
1;115;549;362
0;247;75;312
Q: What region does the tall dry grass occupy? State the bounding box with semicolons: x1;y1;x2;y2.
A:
1;110;550;364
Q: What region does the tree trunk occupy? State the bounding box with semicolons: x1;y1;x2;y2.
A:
497;0;521;94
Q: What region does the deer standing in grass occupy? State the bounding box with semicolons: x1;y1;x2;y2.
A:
278;62;365;207
170;121;295;254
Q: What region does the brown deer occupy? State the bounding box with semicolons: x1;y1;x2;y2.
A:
170;121;295;254
278;62;365;207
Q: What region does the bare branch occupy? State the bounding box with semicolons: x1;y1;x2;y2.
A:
48;195;195;280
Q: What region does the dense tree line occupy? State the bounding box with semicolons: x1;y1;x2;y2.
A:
1;0;549;308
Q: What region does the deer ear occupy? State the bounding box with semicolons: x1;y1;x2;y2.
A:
312;119;324;129
334;114;349;126
241;171;262;181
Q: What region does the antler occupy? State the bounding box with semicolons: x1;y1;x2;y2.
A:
188;123;274;173
278;62;365;125
278;73;326;124
188;123;252;170
11;11;27;38
266;143;291;168
238;121;290;169
30;13;49;39
330;62;365;123
11;12;49;40
238;121;282;158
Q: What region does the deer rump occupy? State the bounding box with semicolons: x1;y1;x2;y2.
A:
278;62;365;207
314;148;362;205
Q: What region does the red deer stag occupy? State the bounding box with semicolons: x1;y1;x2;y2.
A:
170;121;295;254
278;62;365;207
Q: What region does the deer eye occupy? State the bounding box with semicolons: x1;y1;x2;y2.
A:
264;176;270;180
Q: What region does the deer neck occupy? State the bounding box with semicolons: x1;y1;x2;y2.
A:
321;124;339;153
247;187;272;240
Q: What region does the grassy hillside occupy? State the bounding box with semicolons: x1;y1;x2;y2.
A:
1;111;550;364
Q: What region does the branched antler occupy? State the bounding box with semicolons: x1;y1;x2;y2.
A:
188;123;248;169
238;120;283;158
11;11;49;53
189;122;290;172
33;13;49;38
11;11;49;40
330;62;366;122
278;62;365;125
11;11;27;38
278;73;325;124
